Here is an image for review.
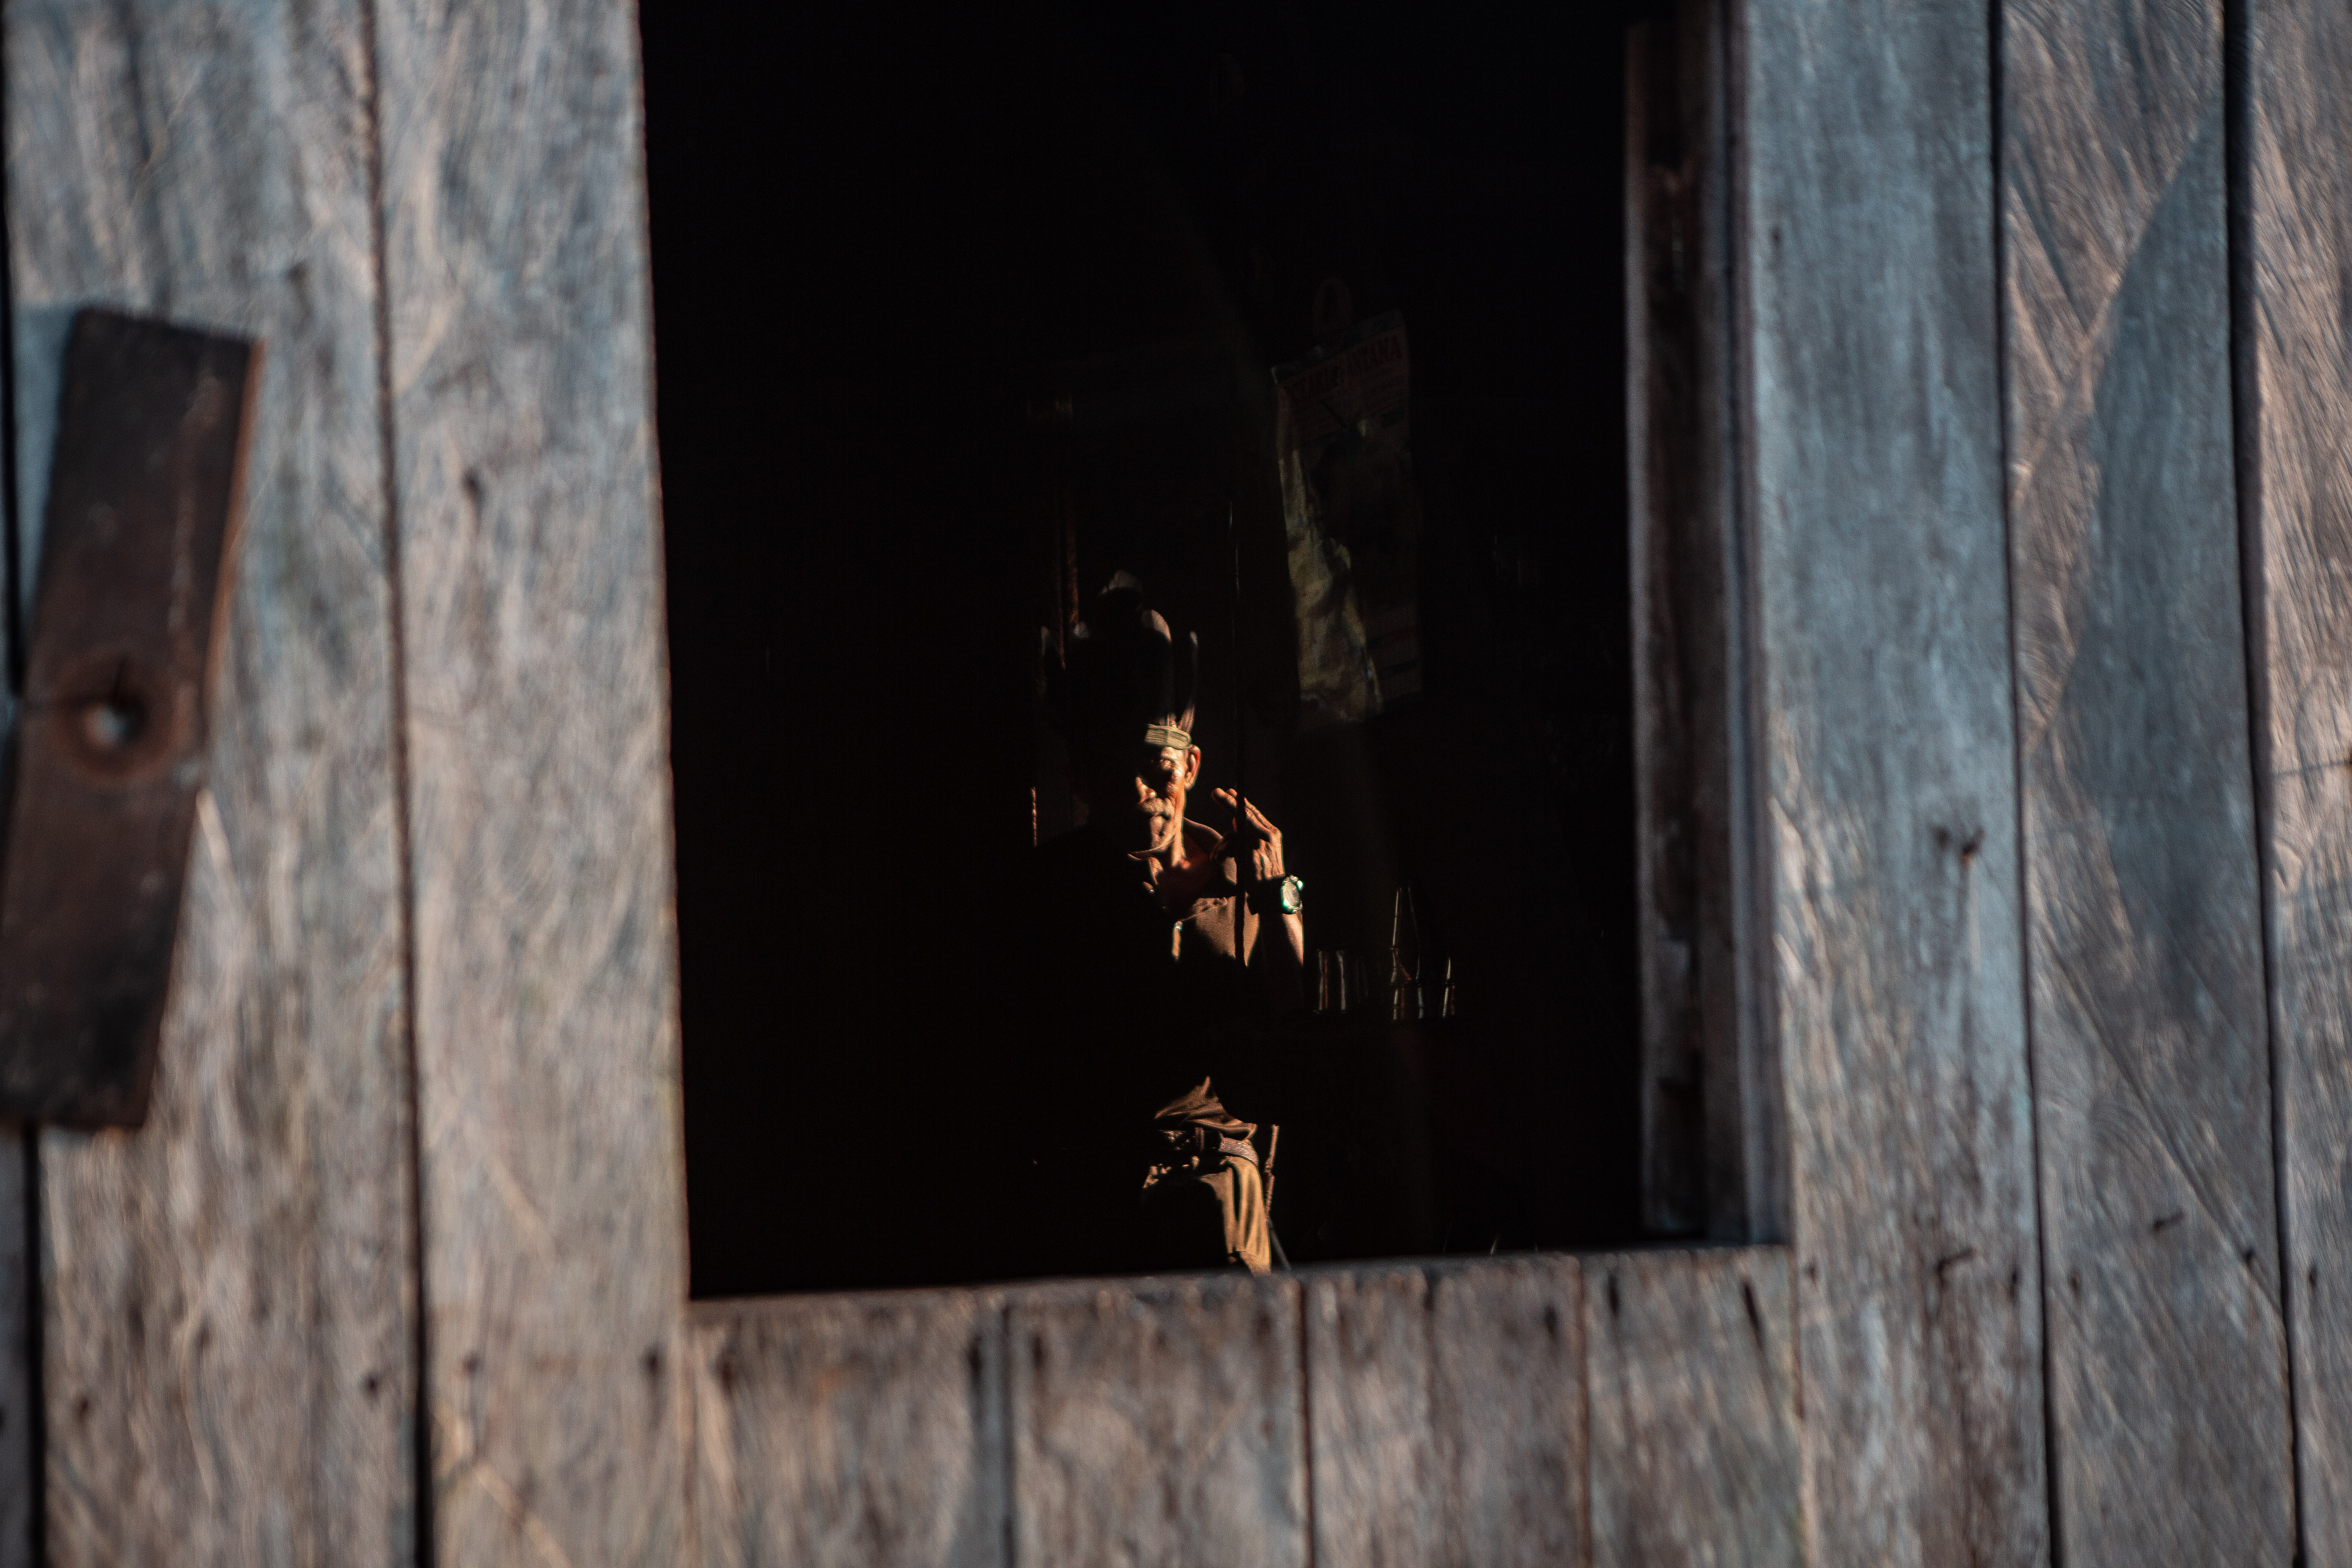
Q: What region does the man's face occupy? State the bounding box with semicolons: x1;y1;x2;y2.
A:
1072;742;1199;855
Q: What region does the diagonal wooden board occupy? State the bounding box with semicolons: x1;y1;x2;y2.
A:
1738;1;2050;1562
2243;0;2352;1561
5;0;419;1558
0;311;256;1129
1999;0;2294;1558
372;0;692;1558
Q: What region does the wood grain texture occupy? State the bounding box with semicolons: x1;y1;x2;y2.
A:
1737;2;2048;1563
1303;1265;1437;1568
1585;1248;1798;1568
690;1293;1007;1568
8;0;416;1559
0;1147;27;1568
2243;1;2352;1561
1009;1274;1307;1568
373;0;688;1559
2001;2;2293;1559
1426;1255;1584;1568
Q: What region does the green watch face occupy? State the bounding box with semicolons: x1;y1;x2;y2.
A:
1276;874;1304;915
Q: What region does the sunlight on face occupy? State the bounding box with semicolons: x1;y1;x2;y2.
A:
1074;742;1200;854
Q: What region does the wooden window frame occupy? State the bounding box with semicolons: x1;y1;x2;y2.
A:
1628;0;1786;1245
687;9;1803;1561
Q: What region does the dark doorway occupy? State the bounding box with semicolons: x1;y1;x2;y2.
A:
644;0;1654;1298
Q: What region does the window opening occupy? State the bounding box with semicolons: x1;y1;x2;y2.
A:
646;0;1707;1297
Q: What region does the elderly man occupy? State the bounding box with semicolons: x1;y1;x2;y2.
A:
1028;576;1307;1275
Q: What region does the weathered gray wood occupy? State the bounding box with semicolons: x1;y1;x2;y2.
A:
2000;1;2293;1559
1585;1248;1798;1568
374;0;688;1560
1738;2;2048;1562
690;1293;1007;1568
8;0;416;1559
1427;1256;1585;1568
1303;1265;1438;1567
0;1144;27;1568
2242;2;2352;1561
1009;1275;1307;1568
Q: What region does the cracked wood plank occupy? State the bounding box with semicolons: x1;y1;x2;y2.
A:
7;0;417;1561
1586;1248;1798;1568
374;0;688;1559
690;1293;1007;1568
1303;1265;1438;1567
2243;1;2352;1561
2001;0;2294;1559
1427;1256;1585;1568
1303;1258;1589;1568
1008;1275;1307;1568
1738;2;2047;1562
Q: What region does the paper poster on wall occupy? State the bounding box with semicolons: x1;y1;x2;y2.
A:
1273;311;1422;725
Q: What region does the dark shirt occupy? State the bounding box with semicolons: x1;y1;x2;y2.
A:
1026;818;1283;1162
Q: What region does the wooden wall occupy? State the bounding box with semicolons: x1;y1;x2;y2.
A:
0;0;2344;1561
692;1250;1799;1568
1731;0;2340;1561
2;0;683;1561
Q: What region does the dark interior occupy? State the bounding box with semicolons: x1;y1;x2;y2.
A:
643;0;1657;1298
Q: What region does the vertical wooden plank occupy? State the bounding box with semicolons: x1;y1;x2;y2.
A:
1630;0;1774;1248
373;0;688;1559
1585;1247;1799;1568
1009;1275;1307;1568
2243;0;2352;1560
1303;1265;1438;1568
1629;9;1706;1240
2001;0;2293;1559
690;1293;1007;1568
1427;1256;1585;1568
7;0;416;1560
0;1151;27;1568
1737;1;2049;1562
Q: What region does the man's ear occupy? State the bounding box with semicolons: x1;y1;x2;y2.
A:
1182;746;1203;786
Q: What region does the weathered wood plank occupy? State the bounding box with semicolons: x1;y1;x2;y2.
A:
690;1293;1007;1568
0;1145;27;1568
1427;1255;1585;1568
2243;2;2352;1561
373;0;688;1559
1009;1275;1307;1568
2000;1;2293;1558
1738;2;2048;1562
1585;1248;1797;1568
1303;1265;1438;1567
7;0;416;1559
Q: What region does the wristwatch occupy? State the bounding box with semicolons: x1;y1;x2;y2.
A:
1247;873;1305;918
